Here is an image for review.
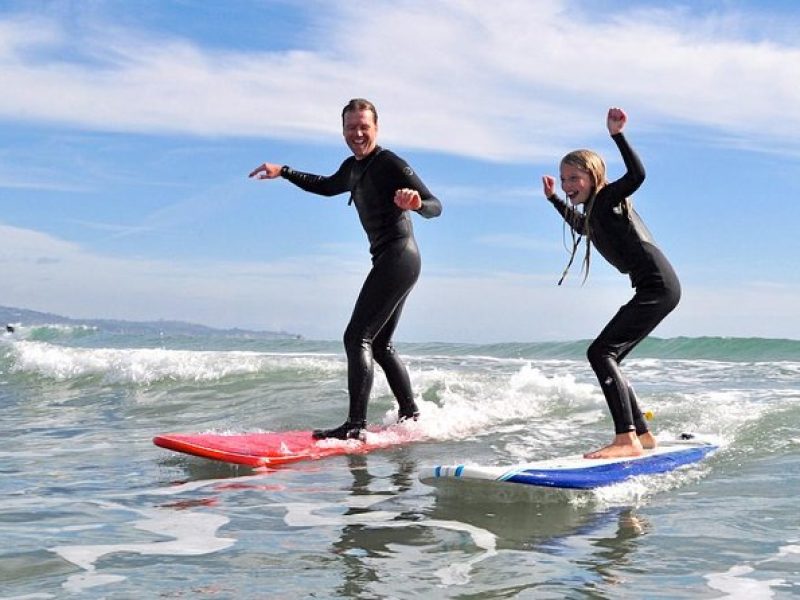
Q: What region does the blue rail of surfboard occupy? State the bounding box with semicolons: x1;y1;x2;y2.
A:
499;445;718;489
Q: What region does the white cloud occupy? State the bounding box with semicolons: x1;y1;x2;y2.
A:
474;233;560;253
1;1;799;160
3;222;798;342
0;223;366;338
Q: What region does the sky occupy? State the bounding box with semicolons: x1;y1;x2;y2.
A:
1;0;799;343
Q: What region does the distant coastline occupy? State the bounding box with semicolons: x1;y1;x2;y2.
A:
4;305;799;361
0;305;302;340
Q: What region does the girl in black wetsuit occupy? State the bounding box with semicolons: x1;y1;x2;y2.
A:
249;98;442;440
542;107;680;459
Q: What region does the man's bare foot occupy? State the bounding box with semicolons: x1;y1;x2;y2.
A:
584;433;644;459
638;431;657;450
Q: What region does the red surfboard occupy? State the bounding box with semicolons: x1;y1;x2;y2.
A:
153;425;422;468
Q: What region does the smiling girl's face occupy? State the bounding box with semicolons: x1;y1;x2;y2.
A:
560;162;594;205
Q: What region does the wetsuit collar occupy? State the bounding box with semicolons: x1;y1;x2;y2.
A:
358;146;382;161
347;147;384;206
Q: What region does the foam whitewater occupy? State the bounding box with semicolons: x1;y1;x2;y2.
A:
2;321;800;386
2;319;800;597
2;321;797;459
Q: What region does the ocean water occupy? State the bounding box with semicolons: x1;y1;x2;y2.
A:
1;324;799;599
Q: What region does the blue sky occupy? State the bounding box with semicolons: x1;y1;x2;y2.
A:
1;0;799;342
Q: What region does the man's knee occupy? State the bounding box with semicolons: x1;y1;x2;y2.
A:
344;325;370;354
372;341;396;365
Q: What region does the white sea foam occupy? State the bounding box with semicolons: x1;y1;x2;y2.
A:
7;340;343;384
282;498;497;587
776;542;800;559
705;564;783;598
51;502;235;593
588;458;718;509
704;540;800;598
388;362;599;444
365;355;759;459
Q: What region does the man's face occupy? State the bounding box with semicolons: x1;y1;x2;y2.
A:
343;109;378;160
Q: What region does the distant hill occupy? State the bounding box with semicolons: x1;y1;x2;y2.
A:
0;305;301;340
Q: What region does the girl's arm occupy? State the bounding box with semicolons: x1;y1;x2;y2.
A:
542;176;586;234
608;133;645;196
602;108;645;199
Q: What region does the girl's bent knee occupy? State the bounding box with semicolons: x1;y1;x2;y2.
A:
586;341;610;366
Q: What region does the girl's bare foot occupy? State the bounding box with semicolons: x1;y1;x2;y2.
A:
638;431;657;450
584;433;644;459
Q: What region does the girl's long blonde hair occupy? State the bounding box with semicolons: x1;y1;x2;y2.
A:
558;149;607;285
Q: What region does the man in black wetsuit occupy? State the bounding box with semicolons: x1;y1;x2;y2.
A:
542;107;681;459
249;98;442;440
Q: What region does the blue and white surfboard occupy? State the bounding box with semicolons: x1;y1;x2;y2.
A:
419;436;718;490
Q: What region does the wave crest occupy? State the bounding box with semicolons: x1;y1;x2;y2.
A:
5;340;343;385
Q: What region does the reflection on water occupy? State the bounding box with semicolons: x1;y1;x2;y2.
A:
4;328;797;597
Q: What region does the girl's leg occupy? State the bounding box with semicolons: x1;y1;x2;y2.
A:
585;286;679;458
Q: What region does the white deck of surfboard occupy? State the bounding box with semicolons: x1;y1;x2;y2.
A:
419;436;719;490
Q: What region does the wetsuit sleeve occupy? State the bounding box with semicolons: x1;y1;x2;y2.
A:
403;167;442;218
605;133;645;198
547;194;586;234
415;188;442;219
280;161;351;197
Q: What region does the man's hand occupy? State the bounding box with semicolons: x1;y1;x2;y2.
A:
394;188;422;211
249;163;283;179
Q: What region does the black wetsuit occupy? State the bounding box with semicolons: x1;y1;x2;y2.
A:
547;133;680;435
281;146;441;437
